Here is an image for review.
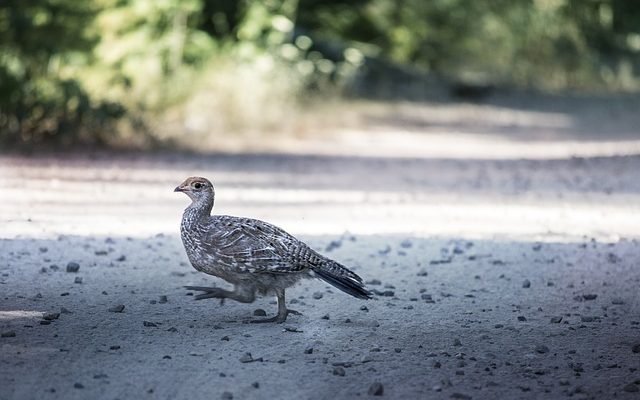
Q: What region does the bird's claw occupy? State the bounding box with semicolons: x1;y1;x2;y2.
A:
185;286;228;301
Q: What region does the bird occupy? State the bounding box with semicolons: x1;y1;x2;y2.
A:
175;176;372;323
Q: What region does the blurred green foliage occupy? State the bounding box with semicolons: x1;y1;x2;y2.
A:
1;0;640;147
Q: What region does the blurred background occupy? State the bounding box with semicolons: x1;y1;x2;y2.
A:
2;0;640;150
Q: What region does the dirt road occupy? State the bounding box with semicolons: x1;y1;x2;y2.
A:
1;97;639;399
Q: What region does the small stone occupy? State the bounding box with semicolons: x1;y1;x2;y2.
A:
559;378;570;386
623;383;639;393
632;344;640;353
550;316;562;323
612;298;624;305
582;294;597;301
239;353;253;363
110;345;120;350
366;279;382;285
450;393;472;400
43;312;60;321
108;305;125;313
400;239;413;248
517;316;527;322
421;294;434;302
304;347;314;354
333;366;346;376
73;383;84;389
312;292;323;300
253;309;267;316
416;270;428;277
580;316;595;322
522;279;531;288
143;321;157;327
95;250;108;256
535;345;549;354
1;331;16;338
159;295;168;304
252;382;260;389
433;361;441;368
321;314;330;320
453;338;462;346
66;262;80;273
221;336;230;341
325;240;342;252
116;255;126;262
368;382;384;396
221;391;233;400
74;277;83;284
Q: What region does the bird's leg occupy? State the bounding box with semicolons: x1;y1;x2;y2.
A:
250;288;301;324
185;285;255;304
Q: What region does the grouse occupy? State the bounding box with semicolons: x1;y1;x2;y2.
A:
175;177;371;323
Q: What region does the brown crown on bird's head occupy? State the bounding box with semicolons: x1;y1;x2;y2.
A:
174;177;214;202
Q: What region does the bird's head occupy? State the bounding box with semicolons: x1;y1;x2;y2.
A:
174;177;214;203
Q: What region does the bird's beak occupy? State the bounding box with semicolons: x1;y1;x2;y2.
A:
174;186;185;192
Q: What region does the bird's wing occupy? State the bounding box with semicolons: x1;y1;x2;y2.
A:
205;216;316;274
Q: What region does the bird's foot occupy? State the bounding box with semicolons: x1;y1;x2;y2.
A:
184;286;228;303
249;309;301;324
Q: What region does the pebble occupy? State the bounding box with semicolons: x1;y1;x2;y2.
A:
1;331;16;338
550;316;563;323
253;309;266;316
368;382;384;396
312;292;323;300
73;383;84;389
108;305;125;313
43;312;60;321
632;344;640;353
159;295;168;303
535;345;549;354
522;279;531;288
116;255;126;262
239;353;255;363
221;391;233;400
366;279;382;285
221;336;230;341
333;366;346;376
580;316;595;322
95;250;108;256
612;298;624;305
517;316;527;322
400;239;413;248
143;321;157;327
623;383;639;393
582;294;597;301
66;262;80;273
252;382;260;388
304;347;314;354
416;270;428;277
325;240;342;252
74;277;83;284
453;338;462;346
450;393;471;400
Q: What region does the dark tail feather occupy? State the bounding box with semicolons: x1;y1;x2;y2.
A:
313;267;372;300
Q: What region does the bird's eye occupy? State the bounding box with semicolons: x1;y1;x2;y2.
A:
193;182;202;189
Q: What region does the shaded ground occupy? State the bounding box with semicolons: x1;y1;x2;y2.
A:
1;98;640;399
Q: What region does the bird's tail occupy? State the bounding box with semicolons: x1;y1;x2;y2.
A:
312;260;372;300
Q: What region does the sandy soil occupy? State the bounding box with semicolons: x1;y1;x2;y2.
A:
1;97;640;400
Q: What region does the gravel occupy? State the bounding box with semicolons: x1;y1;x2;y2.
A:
65;262;80;273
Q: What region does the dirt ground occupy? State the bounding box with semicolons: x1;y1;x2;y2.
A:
1;96;640;400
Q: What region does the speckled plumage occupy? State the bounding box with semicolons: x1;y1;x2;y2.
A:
175;177;371;323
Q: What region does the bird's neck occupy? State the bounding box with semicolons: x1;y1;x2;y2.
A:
183;196;213;226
